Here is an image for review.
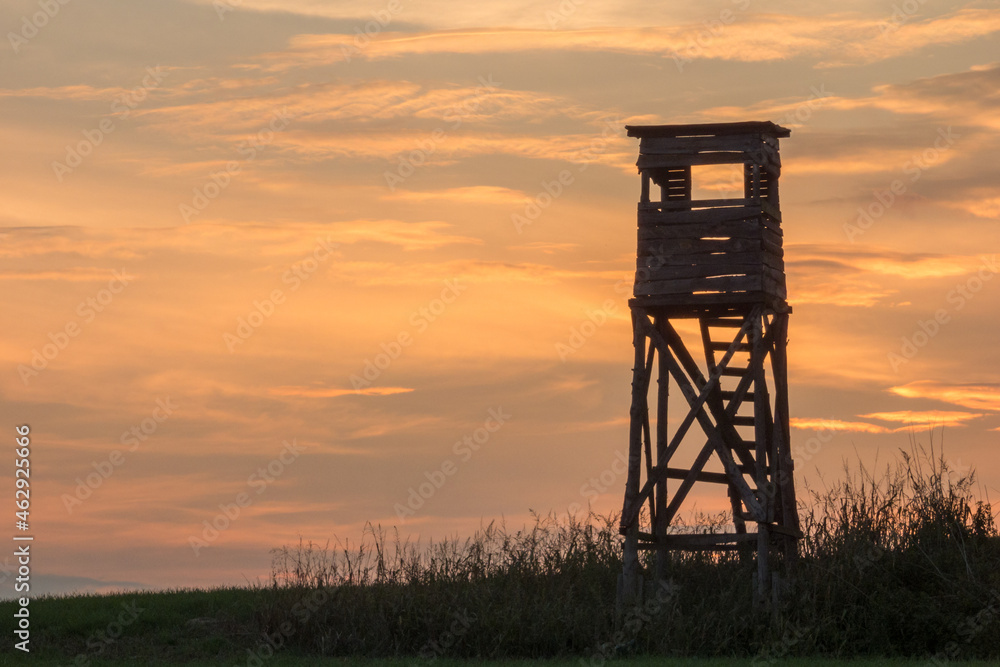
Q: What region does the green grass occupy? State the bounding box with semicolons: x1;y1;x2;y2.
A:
1;440;997;664
2;658;999;666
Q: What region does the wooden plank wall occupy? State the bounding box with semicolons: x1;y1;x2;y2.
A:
634;206;786;302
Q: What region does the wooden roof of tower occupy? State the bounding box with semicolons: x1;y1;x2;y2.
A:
626;121;791;138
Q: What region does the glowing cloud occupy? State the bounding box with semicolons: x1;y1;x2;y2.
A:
269;386;414;398
254;11;1000;71
385;186;528;204
889;382;1000;412
860;410;983;427
329;220;484;251
508;242;579;255
789;418;889;434
948;195;1000;220
789;246;993;280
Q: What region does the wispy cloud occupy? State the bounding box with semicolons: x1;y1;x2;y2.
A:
327;220;484;251
820;10;1000;68
890;382;1000;412
860;410;983;428
784;246;996;307
946;193;1000;220
789;417;890;434
0;267;134;282
819;62;1000;129
790;246;993;279
508;242;580;255
384;186;528;204
251;11;1000;72
269;386;414;398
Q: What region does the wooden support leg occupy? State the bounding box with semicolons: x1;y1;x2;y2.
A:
619;307;647;609
654;317;669;582
756;523;771;609
771;313;800;567
729;484;751;564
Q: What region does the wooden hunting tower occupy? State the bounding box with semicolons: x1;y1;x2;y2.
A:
618;121;800;605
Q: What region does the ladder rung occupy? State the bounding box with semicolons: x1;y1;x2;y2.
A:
721;367;748;377
661;466;755;484
730;416;756;427
721;390;754;402
708;341;751;352
705;318;745;328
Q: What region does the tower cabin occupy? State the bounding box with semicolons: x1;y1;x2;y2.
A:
630;121;788;315
619;121;799;606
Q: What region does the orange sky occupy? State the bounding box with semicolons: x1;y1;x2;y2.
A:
1;0;999;596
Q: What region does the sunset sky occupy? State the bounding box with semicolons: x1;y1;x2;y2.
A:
1;0;999;596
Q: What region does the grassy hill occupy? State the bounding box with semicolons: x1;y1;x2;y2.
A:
4;444;998;665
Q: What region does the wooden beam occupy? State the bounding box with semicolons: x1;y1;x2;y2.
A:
638;152;749;168
640;532;760;548
626;121;790;139
638;134;764;154
660;467;750;484
635;275;763;297
635;220;769;240
635;262;764;281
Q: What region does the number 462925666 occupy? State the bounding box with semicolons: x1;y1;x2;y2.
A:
15;425;30;523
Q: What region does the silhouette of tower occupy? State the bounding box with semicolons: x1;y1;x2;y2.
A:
618;121;800;605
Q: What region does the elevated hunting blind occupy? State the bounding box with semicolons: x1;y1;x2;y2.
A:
618;121;800;605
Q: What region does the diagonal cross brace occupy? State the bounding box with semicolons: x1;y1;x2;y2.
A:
621;309;767;532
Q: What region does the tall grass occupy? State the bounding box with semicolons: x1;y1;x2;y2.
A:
260;440;999;660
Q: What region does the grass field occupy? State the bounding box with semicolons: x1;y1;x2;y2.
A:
2;444;997;665
1;660;995;667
